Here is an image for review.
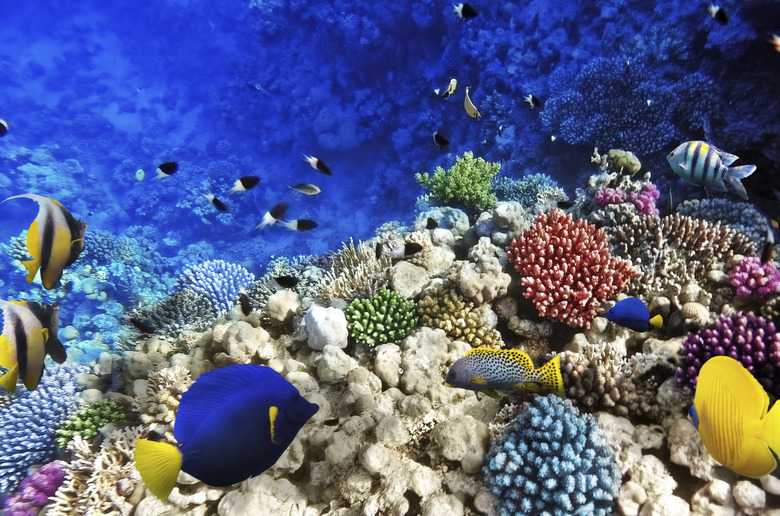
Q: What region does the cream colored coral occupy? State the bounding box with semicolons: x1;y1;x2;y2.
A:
317;238;392;303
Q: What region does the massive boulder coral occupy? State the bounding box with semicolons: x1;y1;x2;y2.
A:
507;209;635;328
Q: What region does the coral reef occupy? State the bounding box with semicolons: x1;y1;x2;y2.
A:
317;239;392;303
415;152;501;214
729;256;780;300
346;286;418;347
55;399;126;448
417;286;502;349
172;260;255;315
2;460;67;516
492;173;568;212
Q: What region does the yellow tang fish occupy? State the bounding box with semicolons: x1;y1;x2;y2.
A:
689;355;780;478
445;347;565;399
2;194;88;289
0;300;67;393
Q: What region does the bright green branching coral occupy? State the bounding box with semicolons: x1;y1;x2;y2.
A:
346;286;418;347
415;151;500;213
418;287;503;348
55;400;126;448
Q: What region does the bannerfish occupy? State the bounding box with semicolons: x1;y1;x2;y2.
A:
274;276;299;289
2;194;87;289
453;3;478;20
134;364;319;500
203;194;229;212
288;183;322;196
229;176;261;194
441;78;457;99
464;87;481;119
280;219;318;231
523;94;542;109
156;162;178;179
0;300;67;393
445;347;565;399
425;217;438;229
689;356;780;478
238;289;252;316
667;141;756;200
256;202;288;230
707;4;728;25
303;155;332;175
602;297;663;332
433;132;450;148
0;119;8;137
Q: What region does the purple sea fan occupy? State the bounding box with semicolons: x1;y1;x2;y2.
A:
676;312;780;397
729;256;780;300
3;460;66;516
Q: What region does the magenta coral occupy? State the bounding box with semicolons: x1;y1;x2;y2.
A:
628;182;659;216
729;256;780;300
594;187;626;206
507;209;636;328
3;460;66;516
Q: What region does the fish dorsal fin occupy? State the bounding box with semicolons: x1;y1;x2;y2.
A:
500;349;535;369
174;364;280;445
718;149;740;166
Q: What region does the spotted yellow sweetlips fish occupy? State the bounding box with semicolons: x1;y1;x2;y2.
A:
2;193;88;289
0;300;67;393
445;347;565;399
689;355;780;478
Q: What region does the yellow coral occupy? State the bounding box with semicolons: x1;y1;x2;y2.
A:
417;288;502;348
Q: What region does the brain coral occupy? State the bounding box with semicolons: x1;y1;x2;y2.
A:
484;395;620;515
507;209;635;328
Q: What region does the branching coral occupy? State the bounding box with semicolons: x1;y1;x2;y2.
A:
317;238;392;303
492;173;568;212
173;259;256;315
417;287;502;348
507;209;635;328
729;257;780;300
346;286;418;347
132;366;193;444
128;288;215;338
484;395;621;515
415;151;500;214
3;460;66;515
55;400;126;448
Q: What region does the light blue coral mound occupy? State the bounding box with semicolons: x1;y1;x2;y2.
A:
173;259;255;315
484;395;620;516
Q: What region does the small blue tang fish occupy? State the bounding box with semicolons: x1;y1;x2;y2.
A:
602;297;662;332
445;347;565;399
134;364;318;500
667;141;756;200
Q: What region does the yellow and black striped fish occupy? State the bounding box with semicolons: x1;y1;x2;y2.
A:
666;141;756;200
0;300;67;393
2;194;88;289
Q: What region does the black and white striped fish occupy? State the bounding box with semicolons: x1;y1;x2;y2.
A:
666;141;756;200
2;194;88;289
0;300;67;393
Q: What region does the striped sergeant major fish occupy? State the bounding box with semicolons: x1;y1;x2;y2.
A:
2;194;88;289
666;141;756;200
0;300;67;393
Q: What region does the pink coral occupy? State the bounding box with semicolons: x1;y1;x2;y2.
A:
507;209;636;328
729;256;780;300
628;182;659;216
594;187;626;206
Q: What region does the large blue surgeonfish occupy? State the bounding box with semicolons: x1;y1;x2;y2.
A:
602;297;663;332
134;364;319;500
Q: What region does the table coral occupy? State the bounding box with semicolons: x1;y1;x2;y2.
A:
415;151;501;214
346;286;418;347
483;395;620;516
507;209;635;328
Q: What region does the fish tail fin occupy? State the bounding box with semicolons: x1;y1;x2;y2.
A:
536;355;566;399
21;259;39;284
0;365;18;393
649;314;663;328
134;439;182;501
727;165;757;200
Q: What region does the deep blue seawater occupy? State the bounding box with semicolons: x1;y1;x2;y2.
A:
0;0;779;357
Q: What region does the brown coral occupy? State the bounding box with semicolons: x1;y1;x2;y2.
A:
417;287;502;348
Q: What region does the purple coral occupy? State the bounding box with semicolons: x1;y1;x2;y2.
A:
676;312;780;397
628;182;659;216
594;187;626;207
2;460;66;515
729;256;780;300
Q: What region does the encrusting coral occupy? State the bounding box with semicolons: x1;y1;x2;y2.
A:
415;151;501;214
346;286;418;347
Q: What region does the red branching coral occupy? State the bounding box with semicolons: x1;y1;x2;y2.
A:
507;209;636;328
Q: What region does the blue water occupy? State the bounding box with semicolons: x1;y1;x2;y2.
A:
1;1;779;354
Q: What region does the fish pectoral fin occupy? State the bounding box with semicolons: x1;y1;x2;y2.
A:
515;382;540;393
469;378;488;386
482;389;501;399
649;314;663;328
0;365;18;393
134;439;183;501
21;260;40;284
45;337;68;364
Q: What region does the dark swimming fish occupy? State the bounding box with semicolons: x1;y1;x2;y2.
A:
229;176;261;194
303;155;332;175
0;300;67;393
433;132;450;148
523;94;543;109
2;193;88;289
134;365;318;500
274;276;299;289
256;202;288;230
128;316;155;335
280;219;318;231
203;194;229;212
707;4;728;24
0;119;8;137
426;217;438;229
238;289;252;316
156;162;179;179
453;3;478;20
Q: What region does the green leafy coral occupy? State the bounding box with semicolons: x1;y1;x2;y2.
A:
346;286;418;347
415;151;501;213
55;399;126;448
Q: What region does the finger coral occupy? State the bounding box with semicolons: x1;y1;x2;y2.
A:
415;151;500;214
417;287;502;349
507;209;635;328
55;400;126;449
346;286;418;347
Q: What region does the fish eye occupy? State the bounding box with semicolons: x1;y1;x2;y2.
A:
670;152;675;157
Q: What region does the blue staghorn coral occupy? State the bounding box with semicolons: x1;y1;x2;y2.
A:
484;395;620;516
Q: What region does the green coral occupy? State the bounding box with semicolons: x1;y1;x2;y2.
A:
346;286;418;347
417;287;503;348
415;151;500;214
55;399;126;448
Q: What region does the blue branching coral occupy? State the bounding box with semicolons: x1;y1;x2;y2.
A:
493;173;568;211
0;364;87;494
484;395;620;516
173;259;255;315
